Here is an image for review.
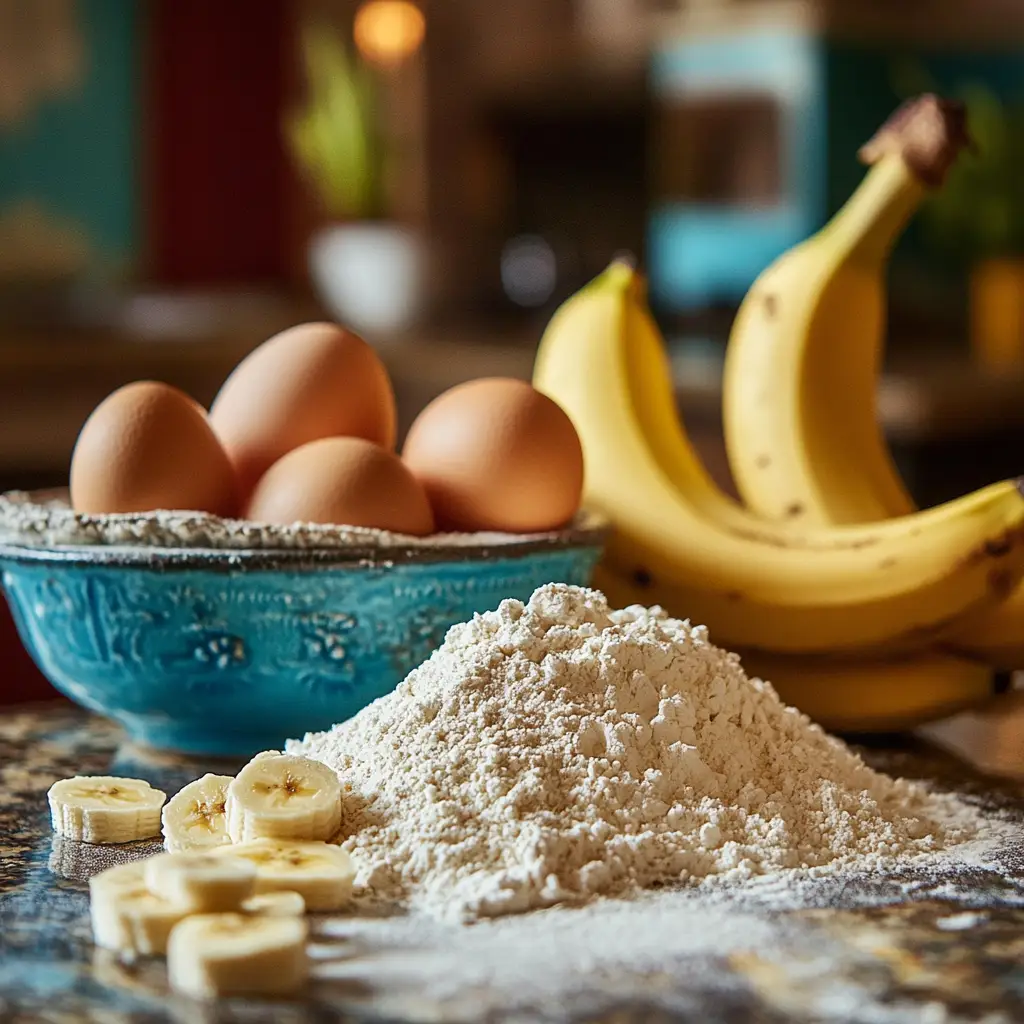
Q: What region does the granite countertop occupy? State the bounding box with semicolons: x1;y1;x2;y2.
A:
3;704;1024;1023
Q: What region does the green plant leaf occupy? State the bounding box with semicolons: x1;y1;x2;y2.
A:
920;83;1024;258
283;22;384;219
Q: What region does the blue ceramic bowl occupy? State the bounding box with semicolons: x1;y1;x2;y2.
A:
0;521;605;755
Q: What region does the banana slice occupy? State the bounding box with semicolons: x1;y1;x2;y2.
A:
214;839;355;911
226;754;341;843
49;776;166;844
167;912;308;998
89;861;188;956
241;890;306;917
143;851;256;913
161;774;233;852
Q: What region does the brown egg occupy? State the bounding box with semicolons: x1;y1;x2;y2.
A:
209;322;397;496
402;378;584;533
70;381;238;516
245;437;435;535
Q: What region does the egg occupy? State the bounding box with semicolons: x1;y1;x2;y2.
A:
70;381;238;516
245;436;435;535
401;378;584;533
209;322;397;495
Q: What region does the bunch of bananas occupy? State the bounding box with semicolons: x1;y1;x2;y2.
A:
533;95;1023;732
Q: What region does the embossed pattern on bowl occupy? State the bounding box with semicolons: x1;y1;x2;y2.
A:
0;527;605;755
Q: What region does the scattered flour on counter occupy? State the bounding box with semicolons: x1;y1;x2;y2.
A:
289;584;981;923
934;911;988;931
310;888;792;1022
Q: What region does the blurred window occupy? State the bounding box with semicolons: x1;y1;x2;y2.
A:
654;93;781;205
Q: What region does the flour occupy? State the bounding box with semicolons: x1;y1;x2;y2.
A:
0;490;602;551
288;583;976;922
305;847;1024;1024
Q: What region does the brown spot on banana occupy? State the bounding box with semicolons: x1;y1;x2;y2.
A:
984;535;1014;558
891;612;972;648
632;568;652;587
960;526;1024;568
784;503;804;518
847;537;882;550
878;556;897;569
754;454;771;469
987;566;1016;600
762;294;778;318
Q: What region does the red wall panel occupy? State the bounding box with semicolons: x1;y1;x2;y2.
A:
0;598;59;705
148;0;292;285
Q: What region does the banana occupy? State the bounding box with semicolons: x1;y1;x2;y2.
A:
241;890;307;917
532;260;1024;654
162;774;233;852
735;649;1000;733
722;94;969;525
717;95;1024;666
226;753;342;844
143;851;256;913
167;912;308;999
89;861;188;956
214;839;355;911
944;597;1024;668
48;776;166;844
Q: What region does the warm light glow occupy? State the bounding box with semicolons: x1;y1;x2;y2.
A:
353;1;425;66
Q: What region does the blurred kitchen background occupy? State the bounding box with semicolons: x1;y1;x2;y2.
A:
2;0;1024;699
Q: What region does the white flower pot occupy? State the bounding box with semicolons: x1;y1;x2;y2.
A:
309;222;425;336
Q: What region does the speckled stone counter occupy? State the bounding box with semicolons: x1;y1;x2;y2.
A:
2;703;1024;1024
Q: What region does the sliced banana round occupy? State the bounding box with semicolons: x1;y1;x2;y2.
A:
214;839;355;911
143;851;256;913
167;912;308;999
161;774;233;852
49;776;166;844
226;754;341;843
240;890;306;917
89;861;188;956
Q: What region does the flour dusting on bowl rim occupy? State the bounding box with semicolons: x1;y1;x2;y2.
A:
0;490;608;568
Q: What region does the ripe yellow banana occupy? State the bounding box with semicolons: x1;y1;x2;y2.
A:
734;649;1001;733
722;94;969;526
720;94;1024;666
532;259;1024;655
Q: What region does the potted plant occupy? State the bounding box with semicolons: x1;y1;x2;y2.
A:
921;85;1024;371
285;23;424;335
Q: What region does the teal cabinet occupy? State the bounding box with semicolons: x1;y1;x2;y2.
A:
649;24;1024;313
0;0;139;277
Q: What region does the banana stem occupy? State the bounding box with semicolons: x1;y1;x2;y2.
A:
819;93;971;266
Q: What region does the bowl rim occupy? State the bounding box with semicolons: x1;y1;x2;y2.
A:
0;519;609;571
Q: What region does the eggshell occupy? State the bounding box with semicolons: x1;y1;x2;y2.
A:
245;437;435;536
70;381;238;516
401;378;584;533
209;322;397;495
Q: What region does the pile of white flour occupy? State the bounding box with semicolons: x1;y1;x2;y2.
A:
289;584;975;922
